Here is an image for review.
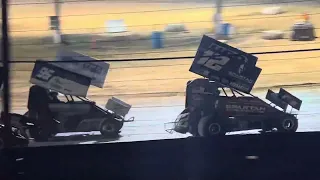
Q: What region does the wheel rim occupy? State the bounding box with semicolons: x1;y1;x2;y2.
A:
282;119;295;130
102;123;116;133
208;123;221;135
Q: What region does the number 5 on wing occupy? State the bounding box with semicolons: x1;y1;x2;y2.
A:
196;50;230;71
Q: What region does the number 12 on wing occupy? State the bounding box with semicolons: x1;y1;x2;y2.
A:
196;50;230;72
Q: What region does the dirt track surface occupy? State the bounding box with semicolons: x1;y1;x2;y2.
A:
8;48;320;112
9;2;320;37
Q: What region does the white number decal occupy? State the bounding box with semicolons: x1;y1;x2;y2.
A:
36;67;55;81
197;50;230;71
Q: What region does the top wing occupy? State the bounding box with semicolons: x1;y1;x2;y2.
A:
30;60;91;97
189;35;261;94
55;49;110;88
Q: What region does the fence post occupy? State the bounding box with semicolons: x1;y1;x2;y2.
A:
1;0;12;148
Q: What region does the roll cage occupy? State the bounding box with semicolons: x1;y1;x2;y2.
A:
57;93;94;103
193;80;287;111
209;81;254;98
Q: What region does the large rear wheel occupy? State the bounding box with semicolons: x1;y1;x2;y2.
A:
23;111;57;142
10;114;30;140
11;113;46;141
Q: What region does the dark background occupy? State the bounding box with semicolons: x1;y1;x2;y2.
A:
1;132;320;180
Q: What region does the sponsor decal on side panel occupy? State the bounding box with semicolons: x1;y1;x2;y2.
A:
226;104;266;113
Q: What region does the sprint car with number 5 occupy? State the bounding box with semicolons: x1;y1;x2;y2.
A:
11;51;134;142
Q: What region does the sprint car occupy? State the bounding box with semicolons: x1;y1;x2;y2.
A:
172;78;301;136
11;51;134;142
170;35;302;137
17;89;134;141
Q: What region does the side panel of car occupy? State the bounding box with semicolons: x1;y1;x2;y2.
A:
216;96;269;116
65;103;111;132
214;96;284;131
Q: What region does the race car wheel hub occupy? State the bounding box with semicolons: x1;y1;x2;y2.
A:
208;123;221;135
282;119;295;130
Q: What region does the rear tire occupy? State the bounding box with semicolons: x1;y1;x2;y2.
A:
198;116;226;137
23;111;56;142
10;114;30;140
277;116;298;133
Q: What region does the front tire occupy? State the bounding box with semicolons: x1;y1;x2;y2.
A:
100;119;122;137
277;116;298;133
198;116;226;137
